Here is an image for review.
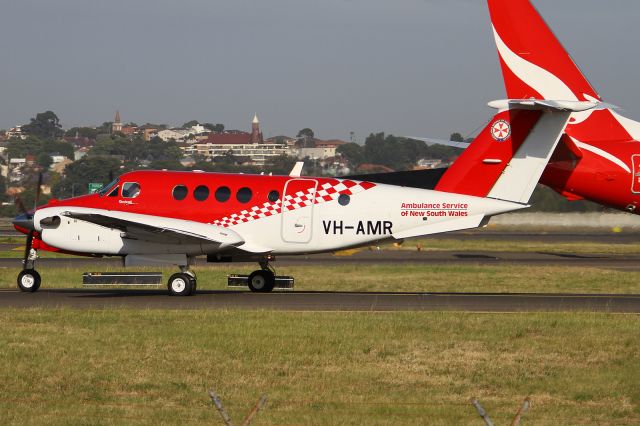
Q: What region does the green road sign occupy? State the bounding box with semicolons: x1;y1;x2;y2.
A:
88;183;103;194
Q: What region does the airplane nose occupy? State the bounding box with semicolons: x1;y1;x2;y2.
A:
12;213;35;232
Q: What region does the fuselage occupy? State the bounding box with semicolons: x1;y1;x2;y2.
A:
28;170;523;257
541;109;640;213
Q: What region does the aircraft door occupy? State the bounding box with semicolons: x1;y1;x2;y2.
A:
632;155;640;194
281;179;317;243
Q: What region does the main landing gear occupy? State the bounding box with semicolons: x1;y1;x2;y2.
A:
167;266;197;296
247;259;276;293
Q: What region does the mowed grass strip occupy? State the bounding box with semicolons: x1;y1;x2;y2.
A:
397;238;640;254
0;310;637;425
1;263;640;294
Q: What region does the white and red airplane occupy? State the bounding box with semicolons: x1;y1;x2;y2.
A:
419;0;640;215
12;0;603;295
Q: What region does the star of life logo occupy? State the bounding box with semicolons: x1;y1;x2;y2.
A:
490;119;511;142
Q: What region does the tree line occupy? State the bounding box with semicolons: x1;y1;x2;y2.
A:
0;110;604;214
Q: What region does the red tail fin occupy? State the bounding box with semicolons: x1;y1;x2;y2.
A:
435;109;542;197
488;0;600;102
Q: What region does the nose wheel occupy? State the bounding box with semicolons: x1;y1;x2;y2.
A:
18;238;41;293
17;269;41;292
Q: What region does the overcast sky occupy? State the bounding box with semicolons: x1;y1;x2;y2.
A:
2;0;639;141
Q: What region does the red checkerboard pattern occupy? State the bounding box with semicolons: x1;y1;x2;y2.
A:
211;179;375;227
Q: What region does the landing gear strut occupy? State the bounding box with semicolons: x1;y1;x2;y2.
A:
167;264;197;296
18;243;40;293
248;259;275;293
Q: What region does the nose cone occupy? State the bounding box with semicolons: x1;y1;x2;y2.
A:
12;213;34;233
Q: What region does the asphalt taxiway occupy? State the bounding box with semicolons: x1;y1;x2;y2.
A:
1;231;639;312
0;288;638;312
0;249;639;270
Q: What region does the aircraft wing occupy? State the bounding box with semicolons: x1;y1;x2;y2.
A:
406;137;470;149
59;209;248;249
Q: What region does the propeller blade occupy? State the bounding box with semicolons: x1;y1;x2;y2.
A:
14;196;29;218
23;231;34;265
34;172;43;210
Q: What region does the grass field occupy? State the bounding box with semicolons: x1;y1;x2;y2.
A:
1;263;640;294
1;234;639;424
0;310;638;425
404;238;640;255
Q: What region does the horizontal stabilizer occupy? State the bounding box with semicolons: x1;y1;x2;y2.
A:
488;99;604;112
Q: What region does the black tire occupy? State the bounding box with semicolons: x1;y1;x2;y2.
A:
248;270;275;293
188;275;197;294
17;269;41;292
168;273;194;296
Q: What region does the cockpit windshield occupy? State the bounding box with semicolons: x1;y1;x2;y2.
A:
98;178;120;196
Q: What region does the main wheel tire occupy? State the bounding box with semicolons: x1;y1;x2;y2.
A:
248;270;275;293
168;273;194;296
188;276;197;294
17;269;41;292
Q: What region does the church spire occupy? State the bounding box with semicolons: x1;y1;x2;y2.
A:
250;113;263;144
112;110;123;133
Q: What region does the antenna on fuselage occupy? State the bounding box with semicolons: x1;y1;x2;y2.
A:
289;161;304;177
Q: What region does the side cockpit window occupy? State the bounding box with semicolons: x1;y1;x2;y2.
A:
122;182;141;198
98;178;119;197
108;186;119;197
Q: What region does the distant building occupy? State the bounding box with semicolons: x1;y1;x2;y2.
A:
64;134;94;148
157;129;190;142
291;138;347;160
415;158;444;169
156;124;209;142
6;126;26;140
121;125;137;136
112;110;123;134
183;114;286;165
249;113;263;143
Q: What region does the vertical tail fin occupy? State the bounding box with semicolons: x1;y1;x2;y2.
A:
435;108;542;199
436;101;596;204
488;0;600;102
488;0;640;144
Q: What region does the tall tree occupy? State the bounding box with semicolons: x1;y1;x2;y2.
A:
203;123;225;133
21;111;64;140
182;120;200;129
336;143;365;167
297;128;315;139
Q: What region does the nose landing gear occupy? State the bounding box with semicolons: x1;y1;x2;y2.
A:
18;238;41;293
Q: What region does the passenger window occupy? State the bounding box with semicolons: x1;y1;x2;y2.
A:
194;185;209;201
215;186;231;202
173;185;188;201
338;194;350;206
268;190;279;202
237;187;252;203
122;182;141;198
